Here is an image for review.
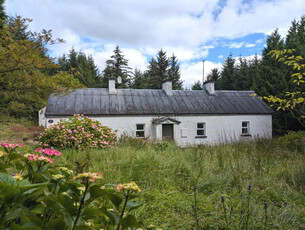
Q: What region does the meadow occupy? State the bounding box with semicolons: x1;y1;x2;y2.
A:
1;118;305;229
58;136;305;229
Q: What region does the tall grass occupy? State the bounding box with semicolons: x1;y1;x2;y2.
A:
59;137;305;229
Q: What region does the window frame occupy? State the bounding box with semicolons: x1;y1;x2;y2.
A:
136;124;145;138
241;121;250;135
196;122;207;138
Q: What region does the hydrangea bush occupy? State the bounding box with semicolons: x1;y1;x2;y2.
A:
0;143;143;229
38;115;117;149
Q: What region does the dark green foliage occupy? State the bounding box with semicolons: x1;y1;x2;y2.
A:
0;0;6;26
58;48;102;87
215;16;305;133
168;54;183;89
103;45;132;88
277;131;305;153
130;68;147;89
146;50;182;89
216;53;236;90
207;68;220;82
191;80;203;90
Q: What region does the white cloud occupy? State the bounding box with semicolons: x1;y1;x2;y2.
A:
223;42;256;49
5;0;305;88
245;43;256;48
181;61;222;88
218;55;224;59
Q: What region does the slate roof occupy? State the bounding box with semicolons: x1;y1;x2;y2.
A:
45;88;274;117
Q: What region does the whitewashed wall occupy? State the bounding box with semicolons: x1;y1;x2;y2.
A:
44;115;272;146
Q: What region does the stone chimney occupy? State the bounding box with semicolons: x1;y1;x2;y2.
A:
108;77;116;94
162;80;172;95
204;80;215;95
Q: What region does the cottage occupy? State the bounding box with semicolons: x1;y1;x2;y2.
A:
39;78;273;146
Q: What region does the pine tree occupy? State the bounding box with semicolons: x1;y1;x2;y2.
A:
130;68;147;89
168;54;183;89
191;80;203;90
216;54;236;90
103;45;132;88
0;0;6;26
207;68;220;82
146;49;169;89
58;48;101;87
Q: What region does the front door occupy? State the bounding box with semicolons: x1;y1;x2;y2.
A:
162;124;174;140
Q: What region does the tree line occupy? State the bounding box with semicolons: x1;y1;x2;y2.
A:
0;0;304;133
57;46;183;90
194;16;305;134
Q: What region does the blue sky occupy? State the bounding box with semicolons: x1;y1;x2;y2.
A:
4;0;305;87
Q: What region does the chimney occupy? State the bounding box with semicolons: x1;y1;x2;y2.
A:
162;80;172;95
204;80;215;95
108;77;116;94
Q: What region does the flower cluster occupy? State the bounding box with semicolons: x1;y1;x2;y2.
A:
52;174;65;180
58;166;73;175
12;173;24;181
0;143;24;149
73;172;103;182
0;151;7;157
116;182;141;193
35;148;61;156
37;115;117;150
24;154;53;163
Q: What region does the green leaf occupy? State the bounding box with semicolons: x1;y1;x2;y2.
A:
0;172;16;184
126;201;142;211
121;214;141;229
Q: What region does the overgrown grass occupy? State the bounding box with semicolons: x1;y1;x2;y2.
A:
58;137;305;229
0;116;43;143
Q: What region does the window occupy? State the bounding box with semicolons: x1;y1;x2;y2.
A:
136;124;145;138
242;121;250;135
196;123;206;136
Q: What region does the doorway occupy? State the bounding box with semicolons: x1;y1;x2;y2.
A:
162;124;174;140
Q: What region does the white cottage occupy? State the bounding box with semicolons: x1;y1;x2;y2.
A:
39;79;273;146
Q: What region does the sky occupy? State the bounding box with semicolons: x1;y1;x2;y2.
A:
4;0;305;88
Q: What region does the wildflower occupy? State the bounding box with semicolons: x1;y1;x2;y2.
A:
116;182;141;193
58;167;73;175
35;148;61;156
73;172;103;182
26;154;53;163
0;143;24;149
0;151;7;157
52;174;65;180
13;173;23;181
84;220;94;227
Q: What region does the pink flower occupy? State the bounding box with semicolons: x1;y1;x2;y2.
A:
35;148;61;156
0;143;24;149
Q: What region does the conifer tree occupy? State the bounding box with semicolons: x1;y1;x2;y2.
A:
168;54;183;89
103;45;132;88
216;54;236;90
146;49;182;89
207;68;220;82
146;49;169;89
191;80;203;90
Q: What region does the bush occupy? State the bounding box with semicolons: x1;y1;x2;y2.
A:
38;115;116;149
277;131;305;153
0;143;143;229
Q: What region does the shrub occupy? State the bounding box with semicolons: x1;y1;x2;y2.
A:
277;131;305;153
0;143;143;229
37;115;116;149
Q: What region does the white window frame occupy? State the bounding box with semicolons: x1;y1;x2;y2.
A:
136;124;145;138
242;121;250;135
196;122;206;137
